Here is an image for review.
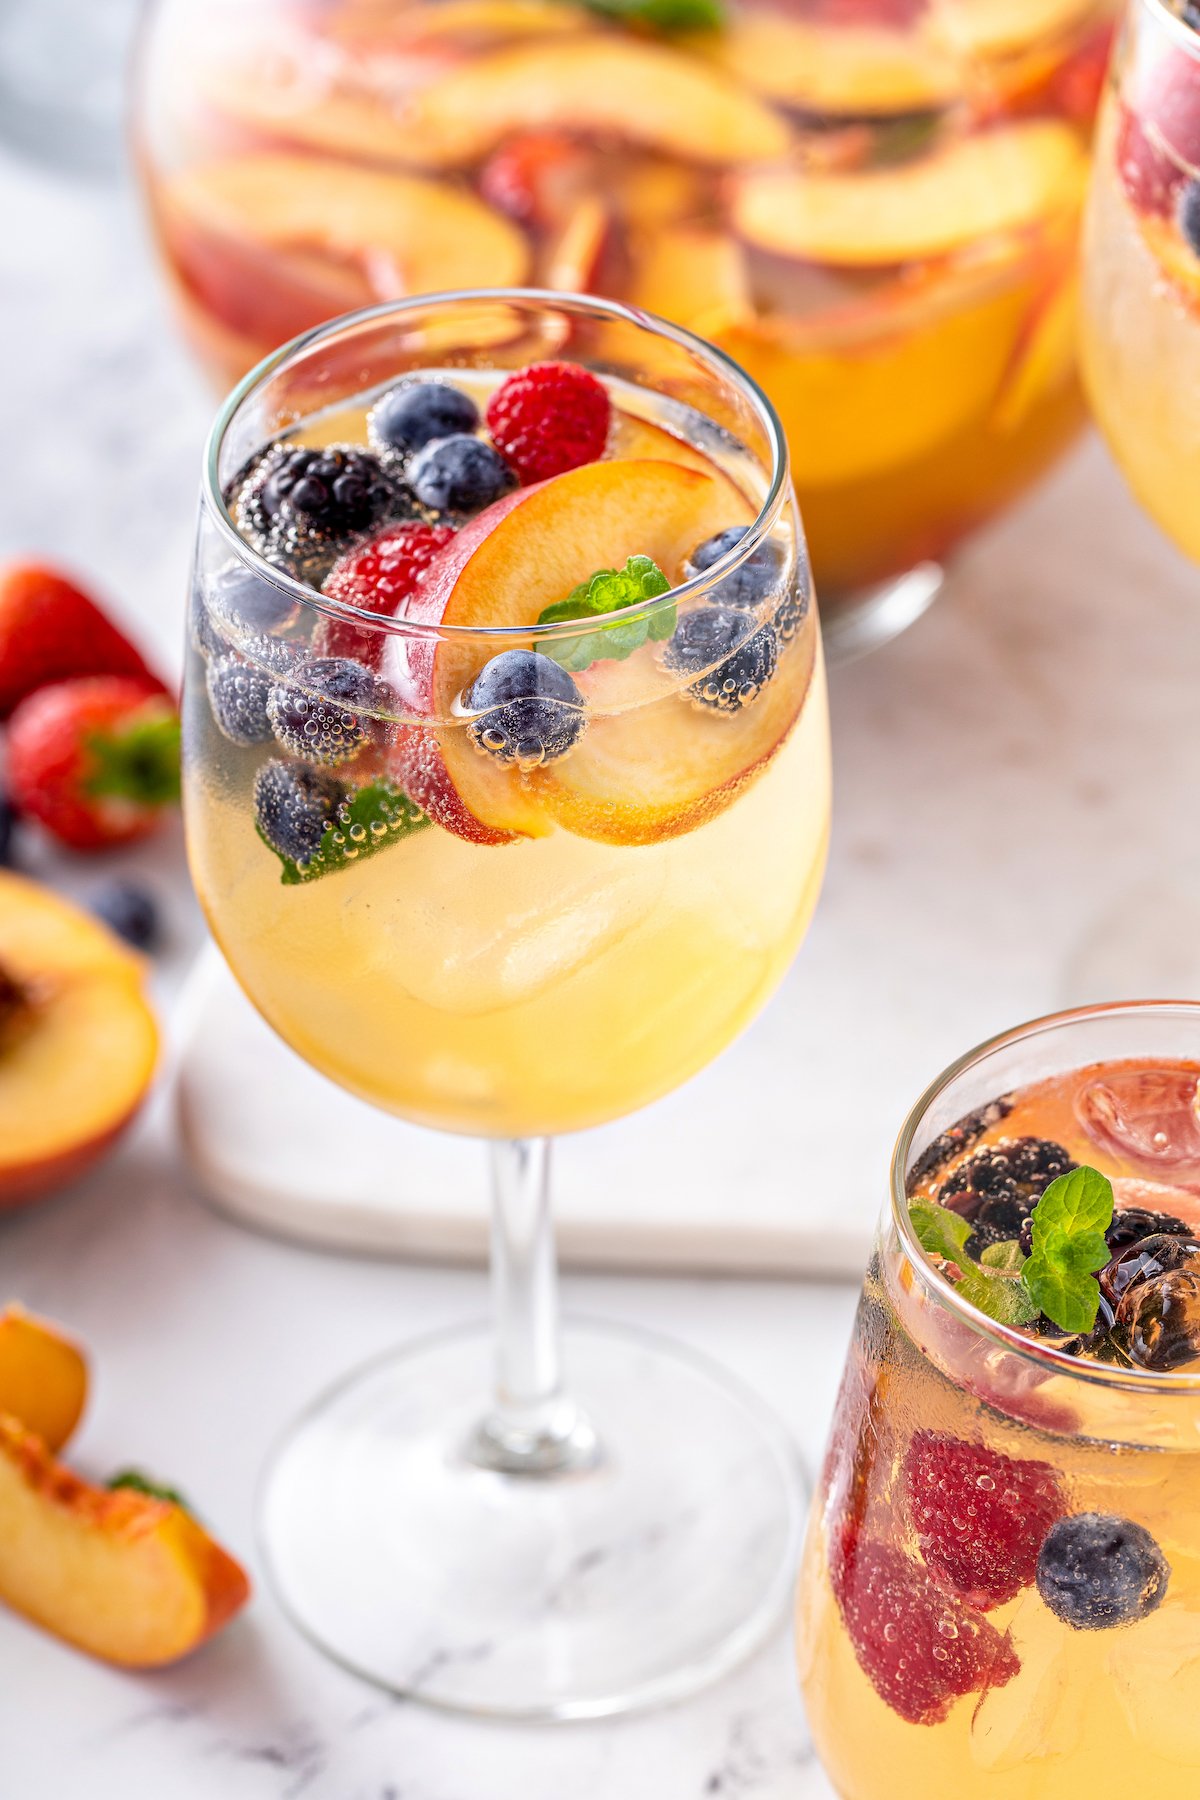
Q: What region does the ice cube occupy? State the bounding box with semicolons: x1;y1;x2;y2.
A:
1115;1257;1200;1371
1076;1066;1200;1183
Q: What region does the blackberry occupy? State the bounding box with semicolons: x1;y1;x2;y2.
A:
0;793;17;868
254;760;344;866
369;380;480;457
1105;1207;1195;1253
662;608;777;713
464;650;585;767
1180;178;1200;258
408;434;514;515
235;444;408;582
206;654;274;747
939;1136;1076;1239
267;657;390;766
908;1097;1013;1190
685;526;786;611
1036;1514;1169;1630
91;880;161;952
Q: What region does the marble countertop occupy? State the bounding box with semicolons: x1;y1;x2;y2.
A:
2;13;1199;1796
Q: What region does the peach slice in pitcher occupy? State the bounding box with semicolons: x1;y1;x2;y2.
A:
688;11;959;116
384;457;762;844
733;121;1088;267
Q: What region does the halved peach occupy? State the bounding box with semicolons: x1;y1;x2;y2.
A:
0;873;158;1209
333;38;791;170
0;1308;87;1451
537;626;815;845
162;154;529;308
384;456;757;841
627;225;752;339
732;121;1088;266
0;1414;249;1667
688;12;959;116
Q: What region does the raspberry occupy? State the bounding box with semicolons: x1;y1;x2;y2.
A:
830;1530;1020;1726
317;523;454;666
485;361;611;486
902;1431;1064;1611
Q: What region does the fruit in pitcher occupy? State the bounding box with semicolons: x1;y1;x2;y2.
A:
1036;1513;1170;1630
0;1413;249;1666
0;565;165;719
408;436;515;514
0;1308;87;1451
254;760;344;865
685;526;785;612
207;654;275;747
369;380;481;459
732;123;1088;267
690;11;959;115
8;678;180;853
0;872;158;1207
902;1431;1064;1610
662;608;778;714
317;521;456;666
485;362;612;485
266;657;389;765
464;649;586;765
238;443;409;578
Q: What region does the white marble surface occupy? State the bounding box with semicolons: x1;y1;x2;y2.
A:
2;14;1200;1798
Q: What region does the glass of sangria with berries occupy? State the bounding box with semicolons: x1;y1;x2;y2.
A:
799;1000;1200;1795
1082;0;1200;562
184;289;829;1716
136;0;1113;658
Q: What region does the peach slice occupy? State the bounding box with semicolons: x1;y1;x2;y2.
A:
0;1308;87;1451
627;226;752;339
930;0;1099;62
606;412;716;477
1135;213;1200;317
541;196;610;293
162;154;529;305
688;13;959;116
345;38;792;170
0;873;158;1209
733;121;1088;267
331;0;588;46
537;626;815;845
990;261;1079;434
384;457;756;842
0;1414;249;1667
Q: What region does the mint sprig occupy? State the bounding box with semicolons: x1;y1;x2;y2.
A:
260;778;430;885
578;0;725;30
909;1165;1115;1336
1021;1166;1114;1335
536;555;673;673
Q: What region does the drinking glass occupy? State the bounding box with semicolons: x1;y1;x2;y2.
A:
138;0;1111;658
799;1000;1200;1795
184;289;830;1716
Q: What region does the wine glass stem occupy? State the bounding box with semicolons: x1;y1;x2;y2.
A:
467;1137;599;1475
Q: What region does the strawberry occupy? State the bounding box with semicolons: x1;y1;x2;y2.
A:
316;522;456;667
485;361;611;486
902;1430;1064;1610
0;564;166;718
831;1528;1020;1726
8;678;180;853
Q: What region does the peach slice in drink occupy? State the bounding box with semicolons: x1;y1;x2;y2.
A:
688;12;960;115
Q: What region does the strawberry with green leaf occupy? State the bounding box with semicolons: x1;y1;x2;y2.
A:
8;676;181;852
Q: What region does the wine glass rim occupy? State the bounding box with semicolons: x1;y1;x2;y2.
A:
201;288;795;646
1137;0;1200;61
890;998;1200;1394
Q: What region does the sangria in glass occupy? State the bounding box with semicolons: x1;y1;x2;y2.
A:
138;0;1113;654
185;289;830;1715
800;1001;1200;1794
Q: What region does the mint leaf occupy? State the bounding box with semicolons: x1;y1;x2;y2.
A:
578;0;725;29
980;1240;1027;1274
955;1263;1040;1328
908;1199;971;1264
537;555;672;673
260;779;430;885
1021;1166;1115;1334
108;1469;192;1512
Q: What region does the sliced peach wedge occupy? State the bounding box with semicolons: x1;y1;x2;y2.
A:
0;1307;87;1452
626;225;752;341
383;455;778;845
686;12;960;116
160;154;529;314
733;120;1088;267
0;1414;249;1667
0;873;158;1209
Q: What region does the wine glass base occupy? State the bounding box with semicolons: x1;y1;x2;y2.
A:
258;1316;805;1720
821;560;945;664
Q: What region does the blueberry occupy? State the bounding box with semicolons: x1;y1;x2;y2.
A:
370;380;480;456
464;649;585;766
662;608;778;713
205;561;299;640
254;760;344;865
686;526;785;611
206;654;274;746
1179;179;1200;257
409;435;514;515
267;657;389;765
91;880;161;952
1036;1513;1169;1630
0;794;17;868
